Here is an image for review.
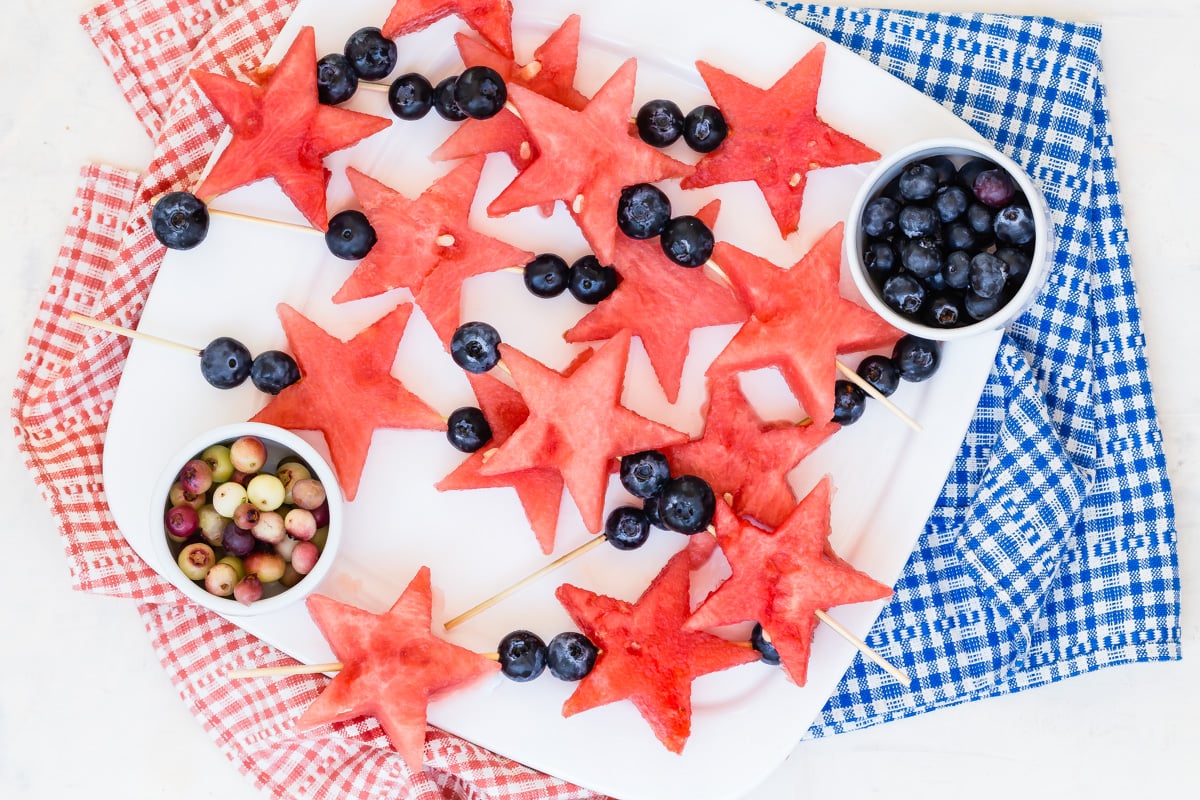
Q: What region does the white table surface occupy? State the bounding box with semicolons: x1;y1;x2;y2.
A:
3;1;1196;798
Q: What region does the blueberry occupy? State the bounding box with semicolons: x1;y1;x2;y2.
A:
388;72;434;120
972;168;1017;208
635;99;684;147
923;155;957;186
567;255;619;304
151;191;209;250
933;185;969;223
450;321;501;373
956;158;995;191
682;105;728;152
943;222;976;252
881;273;925;316
861;196;899;238
446;406;492;452
995;247;1032;280
316;53;358;105
324;209;377;260
923;268;947;293
199;337;252;389
900;237;942;278
969;252;1008;299
893;335;941;382
497;630;547;682
657;475;715;534
249;350;300;394
897;162;938;201
604;505;651;550
454;66;507;119
751;623;781;665
897;204;939;239
965;203;995;242
619;450;670;499
616;183;671;240
343;27;396;81
863;241;897;275
433;75;467;121
925;294;962;328
944;250;971;289
964;290;1003;321
546;632;598;681
993;204;1036;246
856;354;900;397
660;215;714;268
523;253;569;298
831;380;866;425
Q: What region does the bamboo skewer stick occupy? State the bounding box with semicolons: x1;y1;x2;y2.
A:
813;609;910;686
225;652;503;680
67;312;201;355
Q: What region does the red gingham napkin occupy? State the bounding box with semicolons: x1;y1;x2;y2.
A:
11;1;600;797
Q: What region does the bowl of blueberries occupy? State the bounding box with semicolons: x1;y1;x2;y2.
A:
149;422;343;617
846;137;1053;341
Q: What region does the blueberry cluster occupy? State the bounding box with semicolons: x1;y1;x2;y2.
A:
634;99;728;154
615;182;714;268
861;154;1038;328
496;629;598;682
522;253;620;304
836;335;941;424
200;336;300;394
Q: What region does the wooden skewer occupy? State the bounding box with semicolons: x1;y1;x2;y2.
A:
813;608;910;686
67;312;201;356
225;652;502;679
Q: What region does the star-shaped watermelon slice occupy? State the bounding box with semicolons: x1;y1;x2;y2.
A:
664;374;839;528
686;480;893;686
382;0;515;57
681;43;880;238
331;158;534;346
296;566;500;771
190;26;391;231
556;550;760;754
565;200;748;404
706;222;901;424
250;303;445;501
479;330;689;534
486;58;693;265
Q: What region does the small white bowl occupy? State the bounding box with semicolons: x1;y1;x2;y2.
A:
149;422;343;617
846;137;1054;341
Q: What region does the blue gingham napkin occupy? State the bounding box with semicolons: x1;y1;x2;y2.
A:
748;3;1181;735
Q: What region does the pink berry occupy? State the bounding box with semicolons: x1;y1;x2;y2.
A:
233;501;261;531
165;504;199;540
178;458;214;496
252;510;286;544
233;574;264;605
290;541;320;575
283;507;317;541
169;481;205;511
290;478;326;510
229;435;267;473
244;551;286;583
204;561;238;596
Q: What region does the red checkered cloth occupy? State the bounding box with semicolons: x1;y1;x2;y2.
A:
11;1;600;797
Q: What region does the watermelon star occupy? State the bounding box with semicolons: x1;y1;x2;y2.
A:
382;0;516;57
706;223;901;424
479;329;689;534
565;200;749;404
190;26;391;231
556;550;760;754
332;158;534;347
250;302;446;501
681;43;880;238
686;481;893;687
487;58;693;265
664;375;839;528
296;567;500;772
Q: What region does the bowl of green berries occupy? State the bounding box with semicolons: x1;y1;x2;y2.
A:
846;137;1053;341
149;422;343;617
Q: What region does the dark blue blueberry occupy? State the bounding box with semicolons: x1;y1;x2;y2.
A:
642;493;669;530
893;335;941;382
660;215;714;267
943;222;976;252
897;162;939;201
249;350;300;394
900;237;943;278
454;66;507;119
972;168;1017;208
925;294;963;328
567;256;619;304
450;321;502;373
199;337;252;389
433;75;467;121
546;632;598;681
922;268;947;293
616;183;671;240
751;623;781;665
316;53;358;105
620;450;671;499
604;505;651;550
969;252;1008;299
864;241;897;275
325;209;377;260
497;630;547;682
635;99;684;147
881;273;925;316
944;250;971;289
965;203;995;240
856;355;900;397
933;185;969;223
343;27;396;81
831;380;866;425
964;290;1004;321
861;196;899;238
956;157;995;191
993;204;1036;246
898;204;939;238
151;191;209;250
446;406;492;452
657;475;715;534
523;253;569;298
923;155;957;186
682;105;727;153
388;72;434;120
995;247;1032;280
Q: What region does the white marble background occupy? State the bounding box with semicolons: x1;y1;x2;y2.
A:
2;1;1196;798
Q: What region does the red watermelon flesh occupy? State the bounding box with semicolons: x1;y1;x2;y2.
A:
680;43;880;238
296;566;500;771
249;302;445;501
686;481;892;687
486;58;692;266
555;550;760;754
665;375;839;528
382;0;515;58
190;26;391;231
478;329;689;534
565;200;749;404
706;223;902;424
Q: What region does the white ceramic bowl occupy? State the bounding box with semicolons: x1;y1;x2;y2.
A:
149;422;343;617
846;137;1054;341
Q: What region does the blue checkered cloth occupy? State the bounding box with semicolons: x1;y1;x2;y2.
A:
747;3;1181;736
